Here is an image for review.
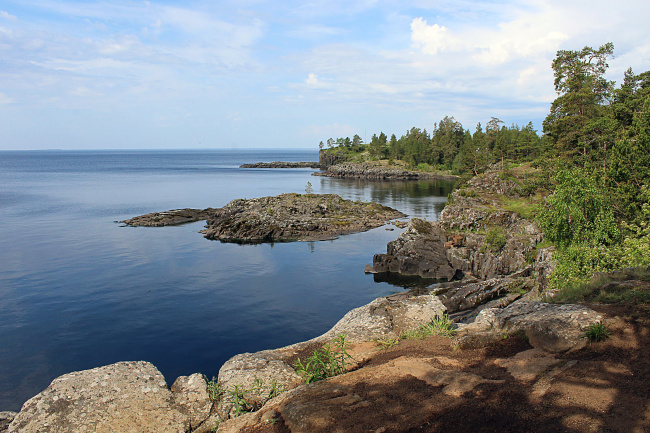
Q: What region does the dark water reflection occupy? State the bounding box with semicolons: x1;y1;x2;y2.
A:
318;177;455;221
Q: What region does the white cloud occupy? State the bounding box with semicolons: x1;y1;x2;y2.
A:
0;10;18;21
410;18;455;55
305;73;319;86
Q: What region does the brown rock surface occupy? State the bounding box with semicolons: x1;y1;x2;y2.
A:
216;303;650;433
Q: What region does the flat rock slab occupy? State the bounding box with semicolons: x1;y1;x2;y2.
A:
453;300;602;353
7;361;191;433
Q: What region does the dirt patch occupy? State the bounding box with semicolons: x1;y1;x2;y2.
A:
227;303;650;433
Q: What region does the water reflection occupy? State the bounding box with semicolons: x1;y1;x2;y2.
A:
317;177;457;221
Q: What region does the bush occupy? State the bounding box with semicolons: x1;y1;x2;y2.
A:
293;334;352;383
485;227;507;252
537;168;619;247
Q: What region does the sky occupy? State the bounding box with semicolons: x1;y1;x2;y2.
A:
1;0;649;150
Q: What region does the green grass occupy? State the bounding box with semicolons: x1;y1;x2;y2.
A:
206;377;285;418
547;267;650;304
583;321;611;341
293;334;353;383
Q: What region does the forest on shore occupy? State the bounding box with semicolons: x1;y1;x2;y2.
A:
321;42;650;298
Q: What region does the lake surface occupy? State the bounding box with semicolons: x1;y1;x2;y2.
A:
0;149;455;411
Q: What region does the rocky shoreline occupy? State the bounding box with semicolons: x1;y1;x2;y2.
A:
122;193;405;243
314;162;460;181
5;166;648;432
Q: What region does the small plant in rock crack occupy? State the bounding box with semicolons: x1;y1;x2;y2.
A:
583;320;611;342
423;313;457;337
206;377;286;418
400;314;457;340
293;333;353;383
374;335;401;349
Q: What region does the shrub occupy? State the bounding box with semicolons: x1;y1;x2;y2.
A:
485;227;507;252
293;334;352;383
583;321;611;342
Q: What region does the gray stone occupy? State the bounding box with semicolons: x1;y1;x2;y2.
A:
215;293;447;421
171;373;213;430
372;218;456;280
0;412;16;432
7;361;189;433
453;300;602;353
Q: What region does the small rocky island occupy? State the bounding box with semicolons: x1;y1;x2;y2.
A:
122;193;405;243
240;161;321;169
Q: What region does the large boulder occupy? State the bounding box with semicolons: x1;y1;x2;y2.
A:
372;218;456;280
171;373;213;431
453;300;602;353
7;361;209;433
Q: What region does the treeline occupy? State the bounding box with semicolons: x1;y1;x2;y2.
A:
321;42;650;295
320;117;548;175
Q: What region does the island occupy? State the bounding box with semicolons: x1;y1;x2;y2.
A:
239;161;321;169
121;193;406;243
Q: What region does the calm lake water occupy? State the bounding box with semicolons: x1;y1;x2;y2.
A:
0;149;455;411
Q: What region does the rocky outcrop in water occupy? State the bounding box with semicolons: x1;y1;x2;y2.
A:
122;193;405;243
200;193;405;243
240;162;321;169
121;208;215;227
368;167;550;287
314;162;459;180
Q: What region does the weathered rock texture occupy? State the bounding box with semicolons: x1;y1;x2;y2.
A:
452;300;602;353
6;361;213;433
216;293;446;408
369;167;554;290
240;162;321;169
122;193;405;244
201;193;405;243
121;208;215;227
314;162;459;180
0;412;16;432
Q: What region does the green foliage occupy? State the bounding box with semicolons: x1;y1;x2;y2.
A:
583;321;611;342
318;116;544;175
401;314;457;340
485;227;507;253
206;377;285;418
374;336;400;349
537;168;619;247
424;314;457;337
293;334;352;383
543;42;615;162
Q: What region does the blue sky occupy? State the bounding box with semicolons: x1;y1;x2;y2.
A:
1;0;649;150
